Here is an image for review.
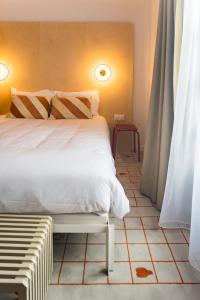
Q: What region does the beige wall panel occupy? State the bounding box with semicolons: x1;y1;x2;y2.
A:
0;22;133;145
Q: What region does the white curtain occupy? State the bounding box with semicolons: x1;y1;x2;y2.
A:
159;0;200;272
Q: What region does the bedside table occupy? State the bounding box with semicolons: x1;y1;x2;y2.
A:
112;123;141;161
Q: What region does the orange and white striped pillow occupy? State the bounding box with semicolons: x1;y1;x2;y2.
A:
9;94;51;119
50;96;92;119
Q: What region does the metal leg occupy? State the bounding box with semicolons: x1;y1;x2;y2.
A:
136;131;141;162
106;224;115;275
133;131;136;153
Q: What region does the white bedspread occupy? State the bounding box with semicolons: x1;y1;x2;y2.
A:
0;116;129;218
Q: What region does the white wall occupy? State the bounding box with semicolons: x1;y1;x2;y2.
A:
0;0;159;145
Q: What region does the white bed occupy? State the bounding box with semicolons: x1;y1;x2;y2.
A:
0;115;129;217
0;115;130;273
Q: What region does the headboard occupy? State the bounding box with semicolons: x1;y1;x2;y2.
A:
0;22;133;127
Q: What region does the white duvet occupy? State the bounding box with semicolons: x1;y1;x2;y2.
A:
0;116;129;218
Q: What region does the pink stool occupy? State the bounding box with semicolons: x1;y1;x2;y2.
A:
112;123;141;161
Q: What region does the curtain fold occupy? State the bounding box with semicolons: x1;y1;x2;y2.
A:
140;0;174;209
159;0;200;272
173;0;184;103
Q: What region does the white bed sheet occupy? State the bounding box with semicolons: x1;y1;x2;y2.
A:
0;116;129;218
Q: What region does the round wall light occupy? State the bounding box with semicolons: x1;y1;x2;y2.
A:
0;63;9;81
94;64;112;82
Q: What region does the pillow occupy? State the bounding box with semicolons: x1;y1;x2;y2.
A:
50;95;92;119
54;90;100;116
11;87;53;97
9;88;52;119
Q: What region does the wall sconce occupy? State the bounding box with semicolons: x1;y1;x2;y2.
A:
95;64;112;82
0;63;9;81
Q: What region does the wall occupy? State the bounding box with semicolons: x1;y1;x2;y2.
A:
0;0;159;146
0;22;133;137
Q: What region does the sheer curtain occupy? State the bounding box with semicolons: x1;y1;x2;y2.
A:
159;0;200;271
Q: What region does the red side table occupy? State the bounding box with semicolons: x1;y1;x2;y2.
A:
112;123;141;161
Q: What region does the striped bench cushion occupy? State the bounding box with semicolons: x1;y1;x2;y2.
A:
50;96;93;119
9;94;51;119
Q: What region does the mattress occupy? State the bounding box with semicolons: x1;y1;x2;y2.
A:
0;116;129;218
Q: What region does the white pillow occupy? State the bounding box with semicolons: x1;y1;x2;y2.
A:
11;87;53;97
54;90;100;116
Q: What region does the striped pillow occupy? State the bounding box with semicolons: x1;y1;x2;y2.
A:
9;94;51;119
50;96;93;119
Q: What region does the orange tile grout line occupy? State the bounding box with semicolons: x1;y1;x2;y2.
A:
54;259;190;264
57;233;69;284
140;217;159;283
181;229;190;245
50;281;200;286
123;218;134;284
82;233;88;284
54;241;189;245
160;226;184;283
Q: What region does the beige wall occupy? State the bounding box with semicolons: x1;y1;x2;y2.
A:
0;22;133;152
0;22;133;123
0;0;159;146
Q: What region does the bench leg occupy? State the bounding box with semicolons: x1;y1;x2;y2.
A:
106;224;115;275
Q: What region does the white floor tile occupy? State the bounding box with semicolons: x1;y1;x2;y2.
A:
177;262;200;283
149;244;173;261
134;190;145;197
59;262;84;284
125;190;135;197
115;244;129;261
115;230;126;243
126;230;146;243
129;244;151;261
86;245;106;261
128;197;137;206
182;229;190;243
109;262;132;283
136;197;152;207
163;229;186;243
88;233;106;244
123;182;135;189
116;166;127;173
130;207;160;217
145;230;166;243
154;262;182;283
142;217;159;229
67;233;87;244
47;284;200;300
53;233;68;244
64;244;85;261
53;244;65;261
124;217;143;229
51;262;61;284
118;176;130;183
110;217;125;229
84;262;107;283
170;244;189;261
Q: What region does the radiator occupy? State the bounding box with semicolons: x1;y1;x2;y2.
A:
0;215;53;300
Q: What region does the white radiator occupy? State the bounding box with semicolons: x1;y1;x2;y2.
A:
0;215;53;300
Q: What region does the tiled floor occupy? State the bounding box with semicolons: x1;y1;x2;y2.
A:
48;153;200;299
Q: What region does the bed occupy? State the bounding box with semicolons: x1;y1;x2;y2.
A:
0;115;130;274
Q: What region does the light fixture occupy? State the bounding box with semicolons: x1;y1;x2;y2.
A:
0;63;9;81
95;64;112;82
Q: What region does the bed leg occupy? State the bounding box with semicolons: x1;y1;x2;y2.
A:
106;223;115;275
